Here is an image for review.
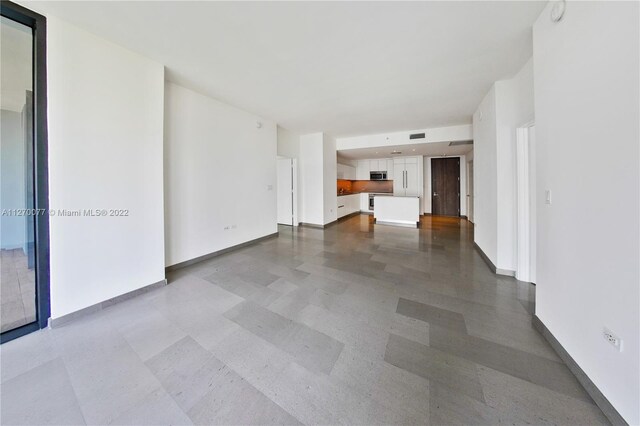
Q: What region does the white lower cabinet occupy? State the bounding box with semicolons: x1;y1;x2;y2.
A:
360;193;370;212
337;194;360;219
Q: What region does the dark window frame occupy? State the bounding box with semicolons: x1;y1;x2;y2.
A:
1;0;50;343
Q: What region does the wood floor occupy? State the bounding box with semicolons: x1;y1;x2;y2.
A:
0;215;608;425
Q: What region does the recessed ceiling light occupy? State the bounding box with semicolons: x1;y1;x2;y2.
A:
412;149;416;151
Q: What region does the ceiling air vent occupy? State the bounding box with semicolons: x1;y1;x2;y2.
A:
390;150;402;155
448;140;473;146
409;133;426;140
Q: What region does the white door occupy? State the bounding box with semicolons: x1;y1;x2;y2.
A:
277;158;294;225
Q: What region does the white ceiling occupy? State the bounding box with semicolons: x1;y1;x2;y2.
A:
23;1;544;137
338;141;473;160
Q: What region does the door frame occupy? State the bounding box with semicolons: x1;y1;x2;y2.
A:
276;157;298;226
466;160;474;223
516;121;535;283
0;1;51;343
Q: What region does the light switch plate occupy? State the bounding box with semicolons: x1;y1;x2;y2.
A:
545;190;552;205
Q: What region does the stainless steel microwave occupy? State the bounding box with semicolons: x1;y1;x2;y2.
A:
370;171;387;180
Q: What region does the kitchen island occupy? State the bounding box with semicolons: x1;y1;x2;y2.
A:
373;195;420;227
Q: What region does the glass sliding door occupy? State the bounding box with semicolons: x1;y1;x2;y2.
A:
0;2;49;343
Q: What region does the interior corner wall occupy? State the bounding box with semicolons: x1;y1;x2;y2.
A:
323;135;337;224
299;133;325;226
164;82;277;267
277;126;302;225
472;58;534;271
46;16;166;319
472;86;498;266
494;58;534;272
533;2;639;423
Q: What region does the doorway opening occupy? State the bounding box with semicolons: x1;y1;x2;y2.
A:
516;124;536;283
1;1;50;343
431;157;460;217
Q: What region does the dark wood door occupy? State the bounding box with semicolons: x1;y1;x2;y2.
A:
431;158;460;216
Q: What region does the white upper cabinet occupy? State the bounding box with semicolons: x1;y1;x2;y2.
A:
386;159;394;179
356;158;392;179
337;163;355;179
356;160;370;180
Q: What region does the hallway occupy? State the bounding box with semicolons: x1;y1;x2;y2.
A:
0;215;608;425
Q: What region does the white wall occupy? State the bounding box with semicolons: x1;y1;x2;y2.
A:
1;110;26;249
533;2;639;423
495;58;534;272
299;133;325;225
336;124;472;151
276;125;299;159
46;16;166;319
423;155;467;217
472;59;533;272
164;82;277;266
297;132;337;226
323;134;337;224
466;149;474;222
472;86;498;265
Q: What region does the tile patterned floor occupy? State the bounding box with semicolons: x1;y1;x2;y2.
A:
1;248;36;333
0;215;609;425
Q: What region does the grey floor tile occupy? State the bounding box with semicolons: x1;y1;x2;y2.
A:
1;329;59;383
478;364;609;425
300;273;348;294
0;215;609;425
1;358;86;425
396;297;468;333
224;300;344;374
429;383;504;425
111;306;187;361
145;336;229;412
61;333;161;424
267;277;300;295
187;366;301;425
108;387;193;425
384;333;486;403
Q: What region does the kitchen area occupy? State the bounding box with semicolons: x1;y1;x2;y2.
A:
336;155;423;227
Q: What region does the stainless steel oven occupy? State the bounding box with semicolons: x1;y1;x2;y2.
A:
369;171;387;180
369;194;375;211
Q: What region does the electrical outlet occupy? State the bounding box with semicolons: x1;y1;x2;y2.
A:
603;328;623;352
